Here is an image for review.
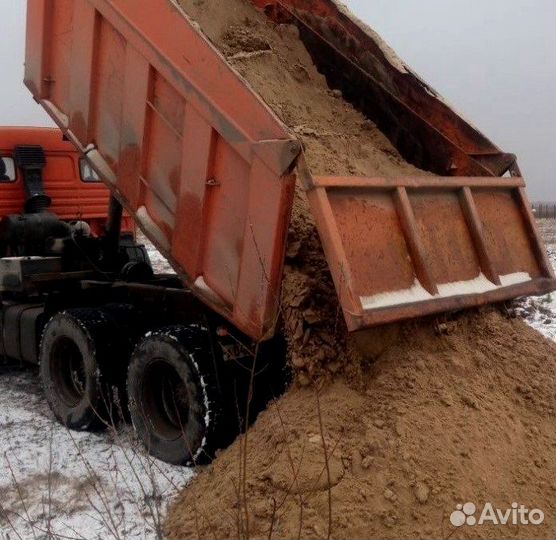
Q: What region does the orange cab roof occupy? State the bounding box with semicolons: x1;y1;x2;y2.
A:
0;127;77;153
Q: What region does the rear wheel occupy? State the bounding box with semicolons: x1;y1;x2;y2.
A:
39;309;115;430
127;325;222;465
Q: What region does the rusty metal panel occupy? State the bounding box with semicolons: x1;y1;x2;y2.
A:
25;0;301;340
409;190;480;285
473;190;542;279
68;0;97;142
253;0;519;177
173;104;213;278
307;176;556;331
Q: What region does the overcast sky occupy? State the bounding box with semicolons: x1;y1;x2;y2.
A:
1;0;554;200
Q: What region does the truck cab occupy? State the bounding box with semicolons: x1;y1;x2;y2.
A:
0;126;132;236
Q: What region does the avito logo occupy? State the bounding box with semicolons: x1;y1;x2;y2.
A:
450;502;544;527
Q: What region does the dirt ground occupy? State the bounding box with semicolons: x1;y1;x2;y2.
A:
165;308;555;539
2;234;554;539
0;367;191;539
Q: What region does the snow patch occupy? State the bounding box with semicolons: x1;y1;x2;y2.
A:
515;219;556;342
188;353;212;462
0;370;193;539
437;273;499;297
85;149;118;185
361;272;533;310
193;276;226;306
500;272;533;287
42;100;70;129
360;279;431;309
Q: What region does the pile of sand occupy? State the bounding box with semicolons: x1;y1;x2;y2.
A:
166;1;556;538
166;309;555;539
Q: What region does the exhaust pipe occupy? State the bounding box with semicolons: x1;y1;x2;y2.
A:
14;145;51;213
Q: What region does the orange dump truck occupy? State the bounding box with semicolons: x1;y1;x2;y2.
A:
13;0;555;464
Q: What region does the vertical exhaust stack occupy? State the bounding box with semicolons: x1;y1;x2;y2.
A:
14;145;51;214
102;196;124;268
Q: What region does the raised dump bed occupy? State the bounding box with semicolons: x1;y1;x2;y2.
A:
25;0;556;341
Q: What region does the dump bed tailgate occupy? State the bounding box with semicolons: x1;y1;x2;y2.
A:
258;0;556;328
305;174;555;331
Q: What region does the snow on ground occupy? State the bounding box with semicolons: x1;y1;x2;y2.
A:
514;219;556;342
0;369;192;539
0;235;180;540
1;222;554;540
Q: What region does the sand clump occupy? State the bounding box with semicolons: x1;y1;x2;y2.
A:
166;309;556;539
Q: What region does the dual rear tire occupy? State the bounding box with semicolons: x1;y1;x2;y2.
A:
40;309;115;430
127;326;221;465
39;310;220;464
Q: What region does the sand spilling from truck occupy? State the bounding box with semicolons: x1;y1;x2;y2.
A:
166;1;556;538
176;0;421;177
166;308;556;539
177;0;429;384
